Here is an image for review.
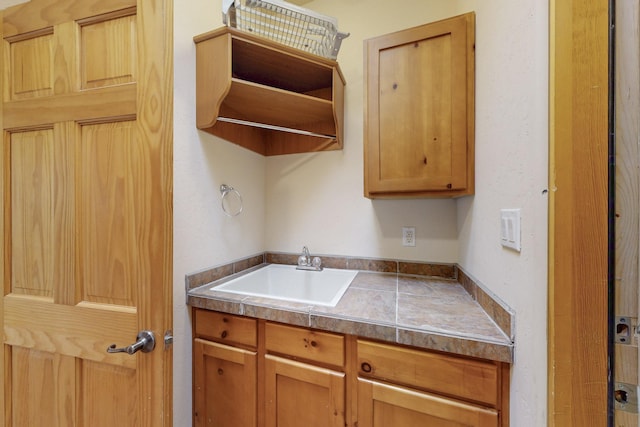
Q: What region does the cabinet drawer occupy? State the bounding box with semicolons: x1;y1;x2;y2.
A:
357;378;499;427
357;340;500;407
194;309;257;348
265;322;344;368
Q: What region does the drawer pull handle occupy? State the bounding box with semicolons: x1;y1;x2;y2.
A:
303;338;318;348
361;362;372;373
221;330;228;339
218;368;224;375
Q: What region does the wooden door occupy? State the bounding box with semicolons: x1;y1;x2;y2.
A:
548;0;609;425
0;0;173;426
265;355;345;427
193;339;257;427
357;379;499;427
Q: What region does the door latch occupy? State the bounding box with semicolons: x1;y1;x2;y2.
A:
615;317;633;344
164;330;174;350
615;382;639;413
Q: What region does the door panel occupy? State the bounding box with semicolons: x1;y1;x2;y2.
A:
79;10;137;89
10;129;54;297
80;360;137;425
80;120;139;306
0;0;172;425
11;347;62;426
8;31;54;99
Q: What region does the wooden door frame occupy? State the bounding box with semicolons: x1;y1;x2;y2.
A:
549;0;610;425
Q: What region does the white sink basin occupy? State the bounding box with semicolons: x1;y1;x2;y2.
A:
212;264;358;307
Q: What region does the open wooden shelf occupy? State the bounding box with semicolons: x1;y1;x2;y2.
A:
194;27;346;156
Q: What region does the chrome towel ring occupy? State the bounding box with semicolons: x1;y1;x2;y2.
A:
220;184;243;217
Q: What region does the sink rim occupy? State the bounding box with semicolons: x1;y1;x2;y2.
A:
211;263;358;307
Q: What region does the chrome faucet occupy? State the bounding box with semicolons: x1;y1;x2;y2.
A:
297;246;322;271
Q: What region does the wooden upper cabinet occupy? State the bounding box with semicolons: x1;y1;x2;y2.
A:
194;27;346;156
364;13;475;198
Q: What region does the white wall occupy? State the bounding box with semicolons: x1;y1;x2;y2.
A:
173;1;267;422
455;1;549;425
0;0;28;9
174;0;549;425
265;1;461;262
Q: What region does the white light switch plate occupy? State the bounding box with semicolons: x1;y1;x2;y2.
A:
500;209;521;252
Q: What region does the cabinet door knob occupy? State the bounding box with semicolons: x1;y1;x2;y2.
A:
221;330;228;339
361;362;372;373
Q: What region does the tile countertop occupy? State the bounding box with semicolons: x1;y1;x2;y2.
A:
187;258;514;364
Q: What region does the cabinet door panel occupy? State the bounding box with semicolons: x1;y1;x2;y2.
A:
265;355;345;427
193;339;257;427
364;12;475;198
358;378;499;427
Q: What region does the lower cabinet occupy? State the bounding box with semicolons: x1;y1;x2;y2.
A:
265;355;345;427
357;379;498;427
193;338;257;427
192;308;509;427
264;322;347;427
356;339;506;427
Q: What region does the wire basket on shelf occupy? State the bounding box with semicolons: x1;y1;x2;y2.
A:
222;0;349;60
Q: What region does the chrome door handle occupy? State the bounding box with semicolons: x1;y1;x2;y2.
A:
107;330;156;355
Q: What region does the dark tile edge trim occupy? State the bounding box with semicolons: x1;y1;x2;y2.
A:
397;328;513;363
266;252;457;278
185;253;458;291
457;266;515;341
185;253;265;291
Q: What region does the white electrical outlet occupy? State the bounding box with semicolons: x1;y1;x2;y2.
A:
402;227;416;247
500;209;521;252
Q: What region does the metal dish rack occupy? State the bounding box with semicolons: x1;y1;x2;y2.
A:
222;0;349;60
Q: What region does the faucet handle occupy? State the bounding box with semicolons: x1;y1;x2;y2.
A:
312;257;322;269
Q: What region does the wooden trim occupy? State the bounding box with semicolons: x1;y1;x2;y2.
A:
136;0;173;425
614;0;640;425
257;319;266;427
548;0;609;425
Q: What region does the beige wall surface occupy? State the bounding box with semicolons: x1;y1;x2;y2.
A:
453;2;549;426
174;1;549;426
173;1;267;424
263;1;461;262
